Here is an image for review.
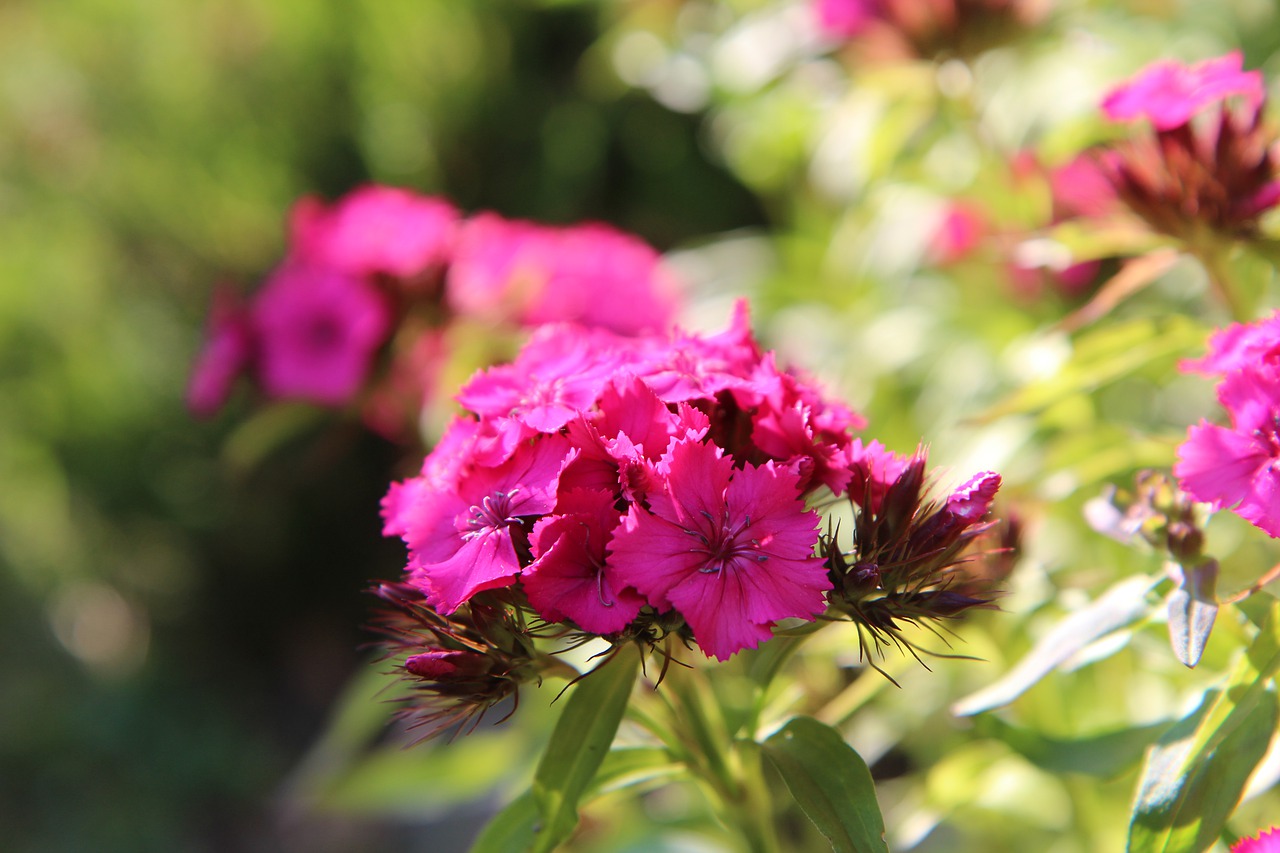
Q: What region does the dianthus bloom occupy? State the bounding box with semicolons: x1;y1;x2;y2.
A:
1180;310;1280;376
1102;51;1264;130
383;303;857;660
1234;827;1280;853
1175;366;1280;538
812;0;878;39
1097;52;1279;240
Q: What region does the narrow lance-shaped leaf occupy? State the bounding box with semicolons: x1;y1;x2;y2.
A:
952;574;1160;716
529;643;640;853
1128;601;1280;853
762;716;888;853
470;745;681;853
1167;559;1219;669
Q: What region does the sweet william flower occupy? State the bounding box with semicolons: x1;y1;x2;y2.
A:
523;489;645;634
1102;51;1264;130
187;286;252;418
1180;310;1280;376
1234;828;1280;853
608;438;831;661
1175;367;1280;538
290;185;458;280
251;261;391;406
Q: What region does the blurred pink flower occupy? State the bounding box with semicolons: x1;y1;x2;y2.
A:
930;202;987;265
813;0;879;39
1234;828;1280;853
251;262;391;406
1049;154;1119;221
1175;367;1280;538
1102;51;1264;130
446;213;680;335
187;286;252;417
290;185;458;279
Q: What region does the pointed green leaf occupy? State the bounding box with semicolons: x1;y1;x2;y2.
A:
952;574;1161;716
1128;602;1280;853
529;644;640;853
470;745;681;853
762;716;888;853
1168;560;1219;669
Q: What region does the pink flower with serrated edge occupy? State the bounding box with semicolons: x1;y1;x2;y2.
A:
382;416;483;538
1234;827;1280;853
290;185;459;280
847;439;913;514
1102;52;1264;131
524;489;645;634
633;300;761;404
397;434;575;612
187;286;252;418
608;438;830;661
457;325;637;432
524;223;682;336
251;262;391;406
1180;310;1280;376
1175;368;1280;538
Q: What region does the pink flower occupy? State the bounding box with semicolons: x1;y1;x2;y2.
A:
250;262;391;406
1102;51;1265;130
446;215;681;335
930;203;987;265
394;433;575;612
847;439;913;514
525;223;681;336
608;438;831;661
1175;367;1280;538
290;185;458;279
524;489;645;634
1235;828;1280;853
1049;154;1119;221
187;286;252;417
1180;310;1280;376
813;0;879;39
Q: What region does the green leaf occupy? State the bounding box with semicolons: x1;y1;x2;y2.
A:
529;644;641;853
952;574;1162;716
1167;560;1220;669
976;716;1168;778
762;716;888;853
470;746;682;853
1128;602;1280;853
977;316;1206;422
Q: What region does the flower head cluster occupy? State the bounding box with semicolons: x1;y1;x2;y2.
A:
812;0;1042;60
1097;52;1280;241
1176;311;1280;538
825;441;1009;659
382;304;859;662
187;185;681;435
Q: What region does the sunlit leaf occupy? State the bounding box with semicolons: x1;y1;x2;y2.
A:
952;574;1162;716
1128;602;1280;853
762;716;888;853
529;644;640;853
1167;560;1219;669
976;716;1168;778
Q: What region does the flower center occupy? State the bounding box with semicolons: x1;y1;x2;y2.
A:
683;508;766;575
464;489;521;537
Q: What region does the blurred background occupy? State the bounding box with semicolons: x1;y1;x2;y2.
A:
6;0;1280;851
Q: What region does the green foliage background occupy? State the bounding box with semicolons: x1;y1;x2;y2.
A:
6;0;1280;851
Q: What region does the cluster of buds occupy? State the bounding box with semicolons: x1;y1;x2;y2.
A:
813;0;1045;61
824;442;1010;661
375;302;1010;734
187;185;681;440
1176;310;1280;539
1086;470;1206;563
1097;52;1280;243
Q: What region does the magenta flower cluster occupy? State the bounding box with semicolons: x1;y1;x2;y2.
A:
381;303;874;661
1176;311;1280;538
187;185;681;427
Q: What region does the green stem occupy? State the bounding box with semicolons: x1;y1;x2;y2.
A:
1195;243;1248;321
